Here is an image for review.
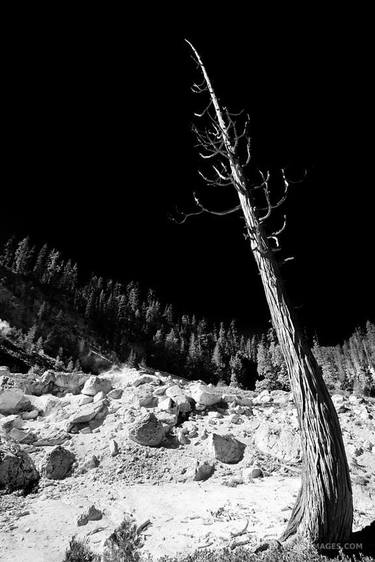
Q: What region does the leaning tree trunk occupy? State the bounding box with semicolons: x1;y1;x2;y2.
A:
185;40;353;545
239;191;353;544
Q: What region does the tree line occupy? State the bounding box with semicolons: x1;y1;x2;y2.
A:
0;234;374;395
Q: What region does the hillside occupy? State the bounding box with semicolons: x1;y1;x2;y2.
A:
1;235;375;397
0;366;374;561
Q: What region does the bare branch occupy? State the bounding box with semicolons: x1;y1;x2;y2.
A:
271;215;287;236
194;100;213;118
193;193;241;216
248;169;271;191
170;207;204;225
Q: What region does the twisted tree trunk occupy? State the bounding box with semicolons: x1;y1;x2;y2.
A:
239;192;353;543
186;40;353;544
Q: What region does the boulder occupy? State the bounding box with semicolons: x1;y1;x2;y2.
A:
41;371;89;395
107;388;123;400
209;433;246;464
0;389;32;415
0;437;40;491
254;390;273;404
254;422;301;462
109;439;119;457
27;394;62;417
133;374;161;387
78;395;93;406
81;376;112;397
77;505;103;526
193;459;215;481
43;446;76;479
128;412;164;447
155;411;178;431
34;427;71;447
22;409;39;420
66;400;108;433
8;427;37;444
165;385;192;413
0;414;25;433
188;383;221;408
157;396;174;412
134;384;158;408
93;391;106;403
81;455;100;472
242;465;263;481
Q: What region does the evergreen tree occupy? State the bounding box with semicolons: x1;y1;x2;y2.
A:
33;243;49;279
13;236;31;274
0;236;17;268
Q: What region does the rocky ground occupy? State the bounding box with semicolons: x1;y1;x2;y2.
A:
0;365;374;561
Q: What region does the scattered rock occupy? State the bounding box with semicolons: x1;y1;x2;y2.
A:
0;414;25;433
77;505;103;526
188;383;222;408
254;422;301;462
165;385;191;413
21;409;39;420
81;455;100;472
176;428;189;445
133;374;161;387
208;411;222;419
253;390;273;404
78;395;93;406
26;394;62;418
66;400;108;433
107;388;123;400
0;389;32;415
157;397;174;412
0;437;40;491
193;459;215;481
109;439;119;457
134;384;158;408
243;465;263;480
8;427;37;444
128;412;165;447
209;433;246;464
41;371;89;395
81;376;112;397
155;411;178;431
34;428;71;447
43;446;76;480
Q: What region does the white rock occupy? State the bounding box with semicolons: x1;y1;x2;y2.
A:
78;395;93;406
21;409;39;420
109;439;119;457
133;374;161;387
157;396;174;412
254;390;272;404
93;391;106;403
81;376;112;397
0;389;31;415
188;383;221;407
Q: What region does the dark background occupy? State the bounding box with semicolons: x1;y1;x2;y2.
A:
1;10;374;344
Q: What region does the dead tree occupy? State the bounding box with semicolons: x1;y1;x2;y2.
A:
178;40;353;546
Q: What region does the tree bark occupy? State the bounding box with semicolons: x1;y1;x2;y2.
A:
239;192;353;543
186;40;353;544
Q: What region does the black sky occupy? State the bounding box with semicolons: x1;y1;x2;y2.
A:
1;10;374;344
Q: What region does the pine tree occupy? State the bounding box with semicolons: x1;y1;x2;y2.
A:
33;243;49;279
0;236;17;268
13;236;31;274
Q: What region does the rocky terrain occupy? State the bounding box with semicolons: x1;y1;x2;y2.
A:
0;364;374;561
